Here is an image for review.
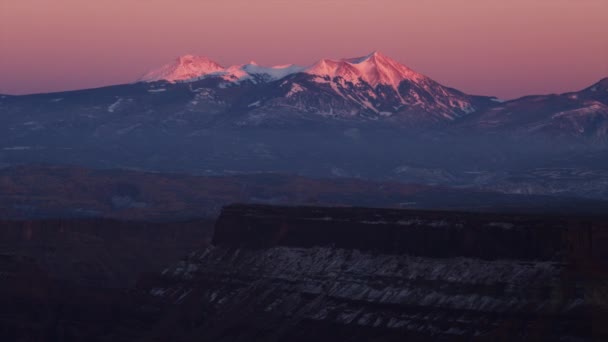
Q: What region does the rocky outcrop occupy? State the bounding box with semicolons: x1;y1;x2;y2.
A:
147;204;608;341
1;205;606;341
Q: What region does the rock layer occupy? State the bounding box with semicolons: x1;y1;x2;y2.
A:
146;204;608;341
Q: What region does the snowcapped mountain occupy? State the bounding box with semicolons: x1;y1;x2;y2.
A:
141;51;430;89
305;51;425;89
139;52;495;125
1;59;607;199
457;78;608;139
140;55;225;83
262;52;492;124
140;55;307;84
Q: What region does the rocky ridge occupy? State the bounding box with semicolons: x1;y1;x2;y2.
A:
144;204;608;341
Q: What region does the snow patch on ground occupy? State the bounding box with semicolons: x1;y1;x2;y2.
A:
116;123;141;135
359;98;378;112
552;103;605;118
107;98;123;113
3;146;32;151
286;83;305;97
331;167;349;177
462;105;476;114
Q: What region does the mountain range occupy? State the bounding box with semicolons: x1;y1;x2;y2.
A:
1;52;607;199
2;51;606;133
134;51;607;135
137;52;505;126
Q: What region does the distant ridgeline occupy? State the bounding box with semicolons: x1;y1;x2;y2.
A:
144;204;608;341
2;54;607;201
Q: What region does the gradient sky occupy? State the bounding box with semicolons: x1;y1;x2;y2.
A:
1;0;607;98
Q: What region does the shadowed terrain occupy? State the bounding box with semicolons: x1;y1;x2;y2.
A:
2;205;606;341
2;165;608;221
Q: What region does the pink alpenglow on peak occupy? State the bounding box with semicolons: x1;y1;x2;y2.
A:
140;52;426;89
306;51;426;89
140;55;225;83
140;55;307;83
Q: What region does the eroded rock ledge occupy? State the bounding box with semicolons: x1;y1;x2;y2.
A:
147;204;608;341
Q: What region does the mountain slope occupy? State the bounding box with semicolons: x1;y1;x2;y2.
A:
456;78;608;139
137;52;495;125
1;53;607;199
140;55;225;82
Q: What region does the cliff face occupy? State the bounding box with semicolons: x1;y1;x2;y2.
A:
1;206;606;341
148;205;608;341
212;205;598;260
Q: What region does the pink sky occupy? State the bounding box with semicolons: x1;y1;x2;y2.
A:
1;0;607;98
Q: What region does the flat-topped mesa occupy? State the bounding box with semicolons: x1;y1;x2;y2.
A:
213;204;606;262
148;204;608;341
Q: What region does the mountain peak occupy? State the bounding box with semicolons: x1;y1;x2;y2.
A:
305;52;425;89
345;50;384;63
140;52;426;88
140;55;224;83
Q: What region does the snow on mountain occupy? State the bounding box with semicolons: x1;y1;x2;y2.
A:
141;55;306;84
140;55;225;83
140;51;425;89
454;77;608;139
305;51;425;89
137;52;498;123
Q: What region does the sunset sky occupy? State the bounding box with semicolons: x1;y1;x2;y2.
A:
1;0;607;98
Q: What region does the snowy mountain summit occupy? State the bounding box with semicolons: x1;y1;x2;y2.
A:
140;55;225;83
306;51;425;89
140;51;424;89
139;51;491;123
140;55;306;84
